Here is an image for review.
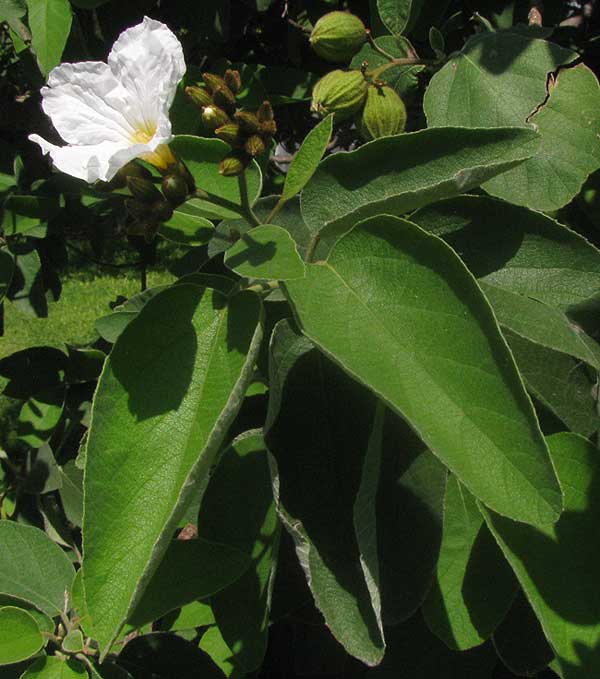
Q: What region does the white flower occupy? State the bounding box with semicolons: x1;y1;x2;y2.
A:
29;17;185;183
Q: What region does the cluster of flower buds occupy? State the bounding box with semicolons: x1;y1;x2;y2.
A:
186;69;277;176
108;159;195;242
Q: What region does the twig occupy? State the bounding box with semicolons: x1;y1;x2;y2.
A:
237;173;261;226
287;17;311;34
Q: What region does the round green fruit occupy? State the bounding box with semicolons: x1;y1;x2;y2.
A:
359;85;407;141
311;70;368;122
310;11;368;63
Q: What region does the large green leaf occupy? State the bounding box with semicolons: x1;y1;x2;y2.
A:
17;388;64;448
284;216;562;527
0;521;74;616
6;244;47;318
300;127;539;253
127;539;251;629
484;433;600;679
82;284;263;656
422;476;517;650
170;136;261;220
265;321;385;666
423;34;600;211
159;207;214;246
224;225;306;281
0;250;14;304
411;196;600;311
197;431;279;673
26;0;72;76
0;607;43;665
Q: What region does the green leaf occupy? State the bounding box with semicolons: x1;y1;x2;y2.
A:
422;476;517;650
159;207;214;246
423;33;600;211
350;36;422;102
0;250;14;304
378;434;446;624
506;331;600;438
411;196;600;311
199;627;237;678
127;539;250;630
197;431;279;673
376;0;423;35
265;321;384;666
284;216;562;527
58;461;83;527
484;433;600;678
1;196;56;238
492;590;554;677
83;285;263;656
300;127;540;255
17;388;64;448
7;244;47;318
165;601;214;631
62;629;84;653
482;284;600;371
282;115;333;202
26;0;73;77
224;225;306;281
0;0;25;22
0;607;43;665
22;656;100;678
170;136;262;220
0;521;75;616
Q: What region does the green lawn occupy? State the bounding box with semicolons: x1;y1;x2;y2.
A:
2;268;174;360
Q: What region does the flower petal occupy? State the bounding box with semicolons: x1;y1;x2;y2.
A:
108;17;185;134
40;62;137;146
28;134;160;183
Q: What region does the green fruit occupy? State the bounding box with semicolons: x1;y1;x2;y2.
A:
359;85;407;141
311;70;368;122
310;11;367;63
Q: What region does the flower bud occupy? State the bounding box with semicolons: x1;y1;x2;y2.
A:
224;69;242;94
219;152;249;177
185;86;213;109
260;119;277;135
257;101;274;123
202;105;230;131
213;86;237;112
234;111;261;134
310;11;367;63
311;69;368;121
245;134;266;157
162;173;189;205
152;199;174;223
202;72;227;93
359;85;407;141
125;199;152;221
127;176;162;204
215;123;245;147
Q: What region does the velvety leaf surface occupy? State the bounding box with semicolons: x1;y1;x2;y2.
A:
0;521;74;616
506;331;600;438
300;127;540;252
423;31;586;210
160;207;214;246
282;115;332;202
484;433;600;678
224;225;306;281
127;539;251;629
83;285;263;656
26;0;72;76
170;136;261;220
0;607;43;665
265;320;384;666
423;476;517;650
197;431;279;673
376;0;423;35
411;196;600;311
284;216;561;527
493;590;554;677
